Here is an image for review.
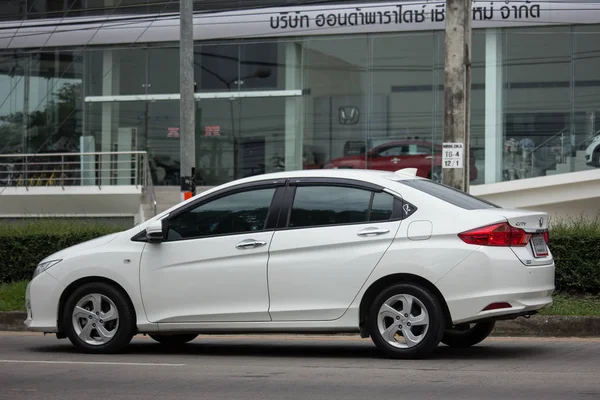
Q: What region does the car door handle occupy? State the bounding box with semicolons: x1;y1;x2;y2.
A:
236;239;267;250
357;227;390;237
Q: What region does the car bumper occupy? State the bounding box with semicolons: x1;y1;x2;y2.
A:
435;247;555;325
24;271;64;333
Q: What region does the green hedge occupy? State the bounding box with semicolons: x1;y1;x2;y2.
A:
0;220;126;283
548;215;600;294
0;216;599;294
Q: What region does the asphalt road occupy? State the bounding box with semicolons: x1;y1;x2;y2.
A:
0;332;599;400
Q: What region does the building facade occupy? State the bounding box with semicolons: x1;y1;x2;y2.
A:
1;0;600;193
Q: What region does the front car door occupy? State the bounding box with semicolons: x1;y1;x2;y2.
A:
266;178;408;321
139;181;285;323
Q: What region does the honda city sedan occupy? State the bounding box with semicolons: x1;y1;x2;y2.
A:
25;168;554;359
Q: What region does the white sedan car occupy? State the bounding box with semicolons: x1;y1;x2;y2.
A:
25;169;555;359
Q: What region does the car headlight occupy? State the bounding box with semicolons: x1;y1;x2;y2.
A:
32;260;62;279
593;135;600;143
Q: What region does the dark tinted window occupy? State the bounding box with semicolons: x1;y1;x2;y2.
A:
289;186;372;228
166;188;275;240
370;192;395;221
399;179;500;210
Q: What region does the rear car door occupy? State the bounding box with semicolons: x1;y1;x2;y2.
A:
266;178;407;321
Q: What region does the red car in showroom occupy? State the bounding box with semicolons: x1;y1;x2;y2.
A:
322;140;478;182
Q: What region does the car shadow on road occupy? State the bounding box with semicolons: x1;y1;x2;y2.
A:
28;336;550;361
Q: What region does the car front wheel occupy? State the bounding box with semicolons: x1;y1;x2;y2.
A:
63;282;135;354
367;283;445;359
441;321;496;348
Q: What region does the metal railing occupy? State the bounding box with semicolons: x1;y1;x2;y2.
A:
0;151;157;216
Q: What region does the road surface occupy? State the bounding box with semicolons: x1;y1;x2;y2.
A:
0;332;599;399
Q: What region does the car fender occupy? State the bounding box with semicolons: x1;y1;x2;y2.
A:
44;240;153;330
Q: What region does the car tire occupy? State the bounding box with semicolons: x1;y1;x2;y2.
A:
63;282;135;354
441;321;496;348
149;334;198;346
367;283;445;359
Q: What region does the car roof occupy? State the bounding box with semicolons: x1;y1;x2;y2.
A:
226;168;424;187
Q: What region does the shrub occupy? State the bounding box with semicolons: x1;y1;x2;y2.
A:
0;219;127;283
549;214;600;294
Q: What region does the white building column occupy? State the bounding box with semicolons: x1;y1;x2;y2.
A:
485;28;504;183
101;50;119;185
285;42;303;171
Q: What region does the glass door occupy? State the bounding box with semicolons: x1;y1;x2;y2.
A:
196;96;296;186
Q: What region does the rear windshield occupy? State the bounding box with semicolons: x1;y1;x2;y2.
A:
398;179;500;210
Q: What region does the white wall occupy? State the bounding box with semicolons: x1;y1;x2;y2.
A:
471;169;600;223
0;186;142;218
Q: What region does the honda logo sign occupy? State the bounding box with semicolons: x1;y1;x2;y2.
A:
339;106;360;125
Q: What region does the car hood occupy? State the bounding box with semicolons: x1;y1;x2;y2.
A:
40;232;121;263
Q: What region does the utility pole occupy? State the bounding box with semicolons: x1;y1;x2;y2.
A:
179;0;196;201
442;0;472;192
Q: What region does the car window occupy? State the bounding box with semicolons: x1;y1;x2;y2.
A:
398;179;500;210
166;188;276;240
377;145;407;157
289;186;372;228
288;186;398;228
370;192;395;221
410;145;432;155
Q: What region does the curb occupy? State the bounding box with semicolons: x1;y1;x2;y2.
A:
0;312;28;332
1;312;599;337
492;315;600;337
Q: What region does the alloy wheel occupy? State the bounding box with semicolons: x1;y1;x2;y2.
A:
376;293;430;348
71;293;120;346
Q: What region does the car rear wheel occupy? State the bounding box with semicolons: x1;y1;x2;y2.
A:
367;283;445;359
63;282;135;354
149;334;198;346
441;321;496;348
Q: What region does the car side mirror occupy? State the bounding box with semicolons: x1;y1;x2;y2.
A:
146;219;166;243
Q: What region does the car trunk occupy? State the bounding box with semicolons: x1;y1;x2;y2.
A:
470;209;553;267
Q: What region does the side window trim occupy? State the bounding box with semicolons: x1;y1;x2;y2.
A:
265;186;287;230
288;177;384;192
366;191;375;222
276;185;296;230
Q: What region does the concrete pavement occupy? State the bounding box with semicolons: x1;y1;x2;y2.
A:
0;332;599;399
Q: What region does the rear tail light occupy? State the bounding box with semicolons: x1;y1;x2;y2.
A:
458;222;531;247
543;231;549;244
